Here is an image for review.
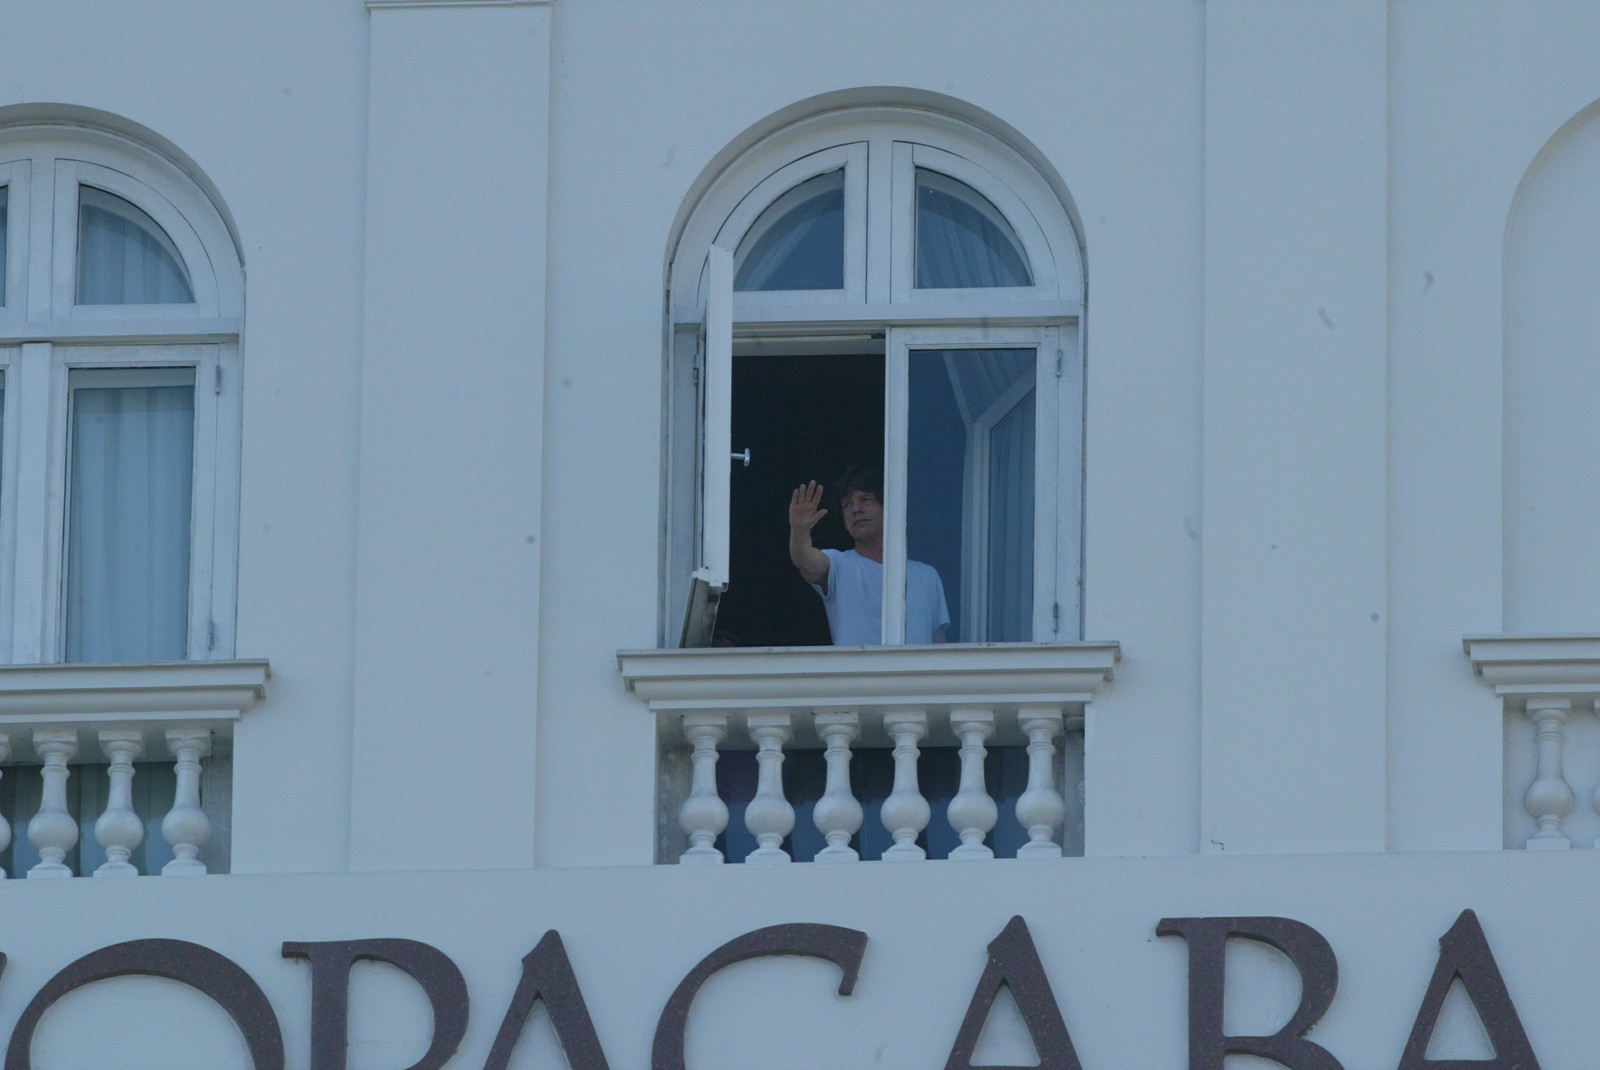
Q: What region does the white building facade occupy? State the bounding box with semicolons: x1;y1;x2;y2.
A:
0;1;1596;1066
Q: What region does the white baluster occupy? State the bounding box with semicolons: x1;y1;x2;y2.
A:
881;711;930;861
812;711;862;863
28;731;78;878
162;730;212;875
948;709;997;860
94;730;145;877
0;733;12;879
744;712;794;864
678;713;729;864
1524;699;1573;850
1015;706;1067;858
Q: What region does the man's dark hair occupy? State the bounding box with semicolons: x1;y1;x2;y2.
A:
835;464;882;505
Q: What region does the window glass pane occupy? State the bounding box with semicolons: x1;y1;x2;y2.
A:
66;374;194;662
908;349;1035;641
76;187;194;305
0;186;7;306
734;170;845;291
915;169;1033;289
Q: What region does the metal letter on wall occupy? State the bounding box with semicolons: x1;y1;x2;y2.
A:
944;915;1082;1070
481;930;610;1070
1157;916;1343;1070
652;923;868;1070
1396;909;1541;1070
4;939;284;1070
282;938;468;1070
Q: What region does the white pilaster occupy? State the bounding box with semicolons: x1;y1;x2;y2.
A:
349;0;552;870
1200;0;1389;853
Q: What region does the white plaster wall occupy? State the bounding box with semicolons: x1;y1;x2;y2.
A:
1505;103;1600;630
1388;2;1600;850
1199;0;1390;855
349;2;550;871
0;858;1593;1069
3;0;1600;875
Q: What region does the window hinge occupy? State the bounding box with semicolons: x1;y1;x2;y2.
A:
214;364;223;395
206;619;216;651
1052;602;1060;633
1055;347;1064;379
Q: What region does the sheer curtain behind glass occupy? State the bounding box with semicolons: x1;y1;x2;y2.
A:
908;349;1035;642
915;169;1032;289
734;170;845;291
66;377;194;662
77;187;194;305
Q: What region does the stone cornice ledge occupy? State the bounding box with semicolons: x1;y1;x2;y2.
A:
1463;634;1600;698
0;660;269;736
618;642;1120;712
367;0;550;9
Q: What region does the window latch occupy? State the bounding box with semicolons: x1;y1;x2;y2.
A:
732;448;751;467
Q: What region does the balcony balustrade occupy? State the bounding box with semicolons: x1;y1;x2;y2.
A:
1466;634;1600;849
618;643;1119;864
0;660;269;877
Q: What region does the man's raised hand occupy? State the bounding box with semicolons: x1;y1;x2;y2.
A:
789;481;828;532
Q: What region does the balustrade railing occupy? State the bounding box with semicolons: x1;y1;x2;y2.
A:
0;660;269;877
1467;635;1600;849
619;643;1118;864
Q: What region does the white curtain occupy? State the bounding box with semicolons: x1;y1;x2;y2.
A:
986;395;1035;641
77;188;193;305
734;171;844;291
916;169;1032;289
66;383;194;662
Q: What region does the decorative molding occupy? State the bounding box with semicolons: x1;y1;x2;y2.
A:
618;642;1118;747
0;660;270;757
1463;634;1600;699
367;0;550;10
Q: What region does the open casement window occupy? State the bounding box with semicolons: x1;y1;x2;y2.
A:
681;246;734;647
0;128;242;664
668;109;1083;648
886;326;1075;643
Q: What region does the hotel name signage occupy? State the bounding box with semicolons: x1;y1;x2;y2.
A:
0;909;1540;1070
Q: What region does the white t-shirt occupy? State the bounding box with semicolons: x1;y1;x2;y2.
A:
811;548;951;645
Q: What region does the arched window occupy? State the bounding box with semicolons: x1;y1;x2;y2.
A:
0;124;242;663
667;107;1083;648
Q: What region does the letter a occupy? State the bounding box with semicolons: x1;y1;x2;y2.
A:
945;916;1082;1070
1396;910;1540;1070
483;930;611;1070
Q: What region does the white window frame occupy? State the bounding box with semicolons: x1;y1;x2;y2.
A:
0;160;30;327
0;126;242;664
719;143;867;314
668;108;1085;646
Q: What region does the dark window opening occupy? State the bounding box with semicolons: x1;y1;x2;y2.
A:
717;351;884;647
